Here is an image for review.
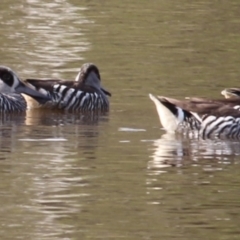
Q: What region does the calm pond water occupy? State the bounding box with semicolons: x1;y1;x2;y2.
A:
1;0;240;239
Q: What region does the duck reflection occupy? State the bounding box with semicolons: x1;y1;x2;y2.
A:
0;107;108;238
148;132;240;172
25;108;108;126
0;112;26;159
18;109;109;239
148;133;189;171
23;108;109;150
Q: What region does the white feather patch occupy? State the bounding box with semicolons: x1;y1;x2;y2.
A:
176;107;184;122
233;105;240;110
149;94;183;132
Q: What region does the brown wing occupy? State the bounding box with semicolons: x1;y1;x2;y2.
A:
161;96;240;117
25;78;101;94
25;78;76;91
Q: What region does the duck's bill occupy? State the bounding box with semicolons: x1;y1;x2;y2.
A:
101;87;111;96
85;71;111;97
16;83;50;104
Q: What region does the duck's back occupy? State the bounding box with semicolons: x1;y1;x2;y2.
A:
163;96;240;117
25;79;109;111
149;94;240;139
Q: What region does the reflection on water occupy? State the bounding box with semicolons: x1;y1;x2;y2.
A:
26;143;87;239
146;133;240;239
0;0;91;77
23;0;91;72
25;109;108;126
0;110;107;239
0;112;26;160
148;133;186;170
148;133;240;173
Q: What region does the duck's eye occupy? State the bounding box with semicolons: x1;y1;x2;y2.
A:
0;71;14;86
1;73;11;81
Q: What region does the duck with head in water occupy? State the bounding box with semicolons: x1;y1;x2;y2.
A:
0;66;50;112
149;93;240;139
24;63;111;112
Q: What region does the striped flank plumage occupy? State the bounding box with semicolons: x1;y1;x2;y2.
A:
149;94;240;139
0;66;50;112
24;63;111;111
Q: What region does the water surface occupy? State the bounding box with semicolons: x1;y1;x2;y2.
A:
0;0;240;239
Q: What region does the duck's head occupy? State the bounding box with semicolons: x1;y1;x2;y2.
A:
75;63;111;97
221;88;240;99
0;66;50;104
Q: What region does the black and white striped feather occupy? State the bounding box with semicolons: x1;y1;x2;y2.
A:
0;94;27;112
51;84;109;111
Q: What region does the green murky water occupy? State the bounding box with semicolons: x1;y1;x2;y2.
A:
0;0;240;239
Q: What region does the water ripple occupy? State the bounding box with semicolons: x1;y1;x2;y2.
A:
1;0;92;77
148;133;240;173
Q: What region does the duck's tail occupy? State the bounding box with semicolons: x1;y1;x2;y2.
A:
149;94;201;132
